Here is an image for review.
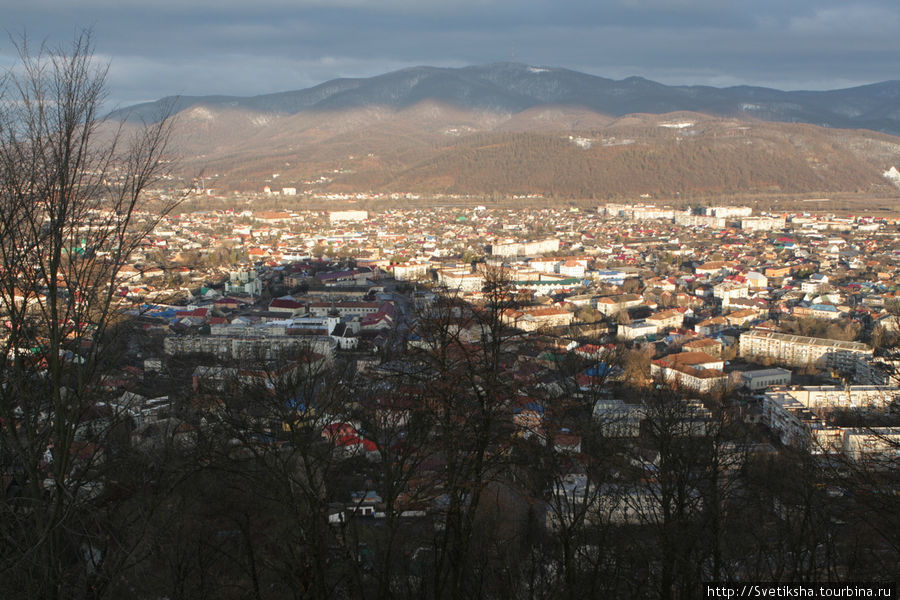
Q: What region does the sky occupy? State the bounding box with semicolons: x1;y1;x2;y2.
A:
2;0;898;109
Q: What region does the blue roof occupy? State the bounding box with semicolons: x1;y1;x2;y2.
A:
513;402;544;415
810;304;838;312
584;362;616;377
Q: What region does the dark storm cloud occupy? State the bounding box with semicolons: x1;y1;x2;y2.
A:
2;0;898;107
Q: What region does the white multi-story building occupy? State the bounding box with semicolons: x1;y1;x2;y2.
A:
592;399;644;437
739;330;872;371
329;210;368;223
841;428;900;464
490;238;560;257
602;203;675;221
713;281;750;303
674;212;727;229
437;268;484;292
631;206;676;220
855;356;900;386
164;334;336;361
225;268;262;296
761;387;900;463
745;271;768;289
529;257;560;273
558;260;586;278
761;390;829;448
740;216;786;231
801;274;829;294
778;385;900;411
503;307;574;331
392;262;429;281
705;206;753;218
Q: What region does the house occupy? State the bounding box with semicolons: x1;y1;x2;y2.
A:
503;306;574;331
764;266;792;279
651;351;727;393
646;308;685;331
618;320;658;340
724;309;758;327
713;281;750;303
512;397;545;438
801;273;829;294
695;316;729;336
745;271;768;289
595;294;643;316
682;338;723;357
558;260;586;278
695;261;732;277
269;297;306;316
438;268;484;292
321;423;378;458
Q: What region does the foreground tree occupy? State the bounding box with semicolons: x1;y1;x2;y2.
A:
0;32;177;599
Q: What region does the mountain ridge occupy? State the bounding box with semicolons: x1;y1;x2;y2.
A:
110;62;900;136
104;63;900;199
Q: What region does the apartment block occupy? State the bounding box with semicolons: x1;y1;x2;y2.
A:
739;329;872;371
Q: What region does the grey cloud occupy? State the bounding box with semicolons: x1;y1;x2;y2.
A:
2;0;898;106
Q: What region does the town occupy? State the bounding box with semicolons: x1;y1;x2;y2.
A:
4;10;900;599
122;198;900;456
6;192;900;598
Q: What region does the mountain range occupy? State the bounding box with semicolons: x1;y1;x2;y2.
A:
114;63;900;134
110;63;900;199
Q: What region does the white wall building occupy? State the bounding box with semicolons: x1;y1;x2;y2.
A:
741;368;791;391
741;216;786;231
739;330;872;371
329;210;368;223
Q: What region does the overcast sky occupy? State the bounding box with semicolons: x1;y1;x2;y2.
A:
3;0;898;109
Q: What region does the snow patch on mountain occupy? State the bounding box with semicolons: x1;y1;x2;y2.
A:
883;166;900;187
187;106;215;121
659;121;694;129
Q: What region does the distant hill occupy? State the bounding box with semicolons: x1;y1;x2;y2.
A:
111;63;900;135
108;64;900;198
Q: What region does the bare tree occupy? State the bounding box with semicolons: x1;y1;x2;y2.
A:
0;31;178;599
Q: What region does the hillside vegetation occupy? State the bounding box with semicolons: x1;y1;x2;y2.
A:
148;103;900;199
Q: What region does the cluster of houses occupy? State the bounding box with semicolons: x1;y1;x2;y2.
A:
21;198;899;510
115;200;900;463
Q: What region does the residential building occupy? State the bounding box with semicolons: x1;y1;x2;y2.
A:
592;399;643;437
490;238;560;257
329;210;368;223
651;352;728;393
741;216;786;231
739;329;872;371
595;294;643;316
618;320;658;340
